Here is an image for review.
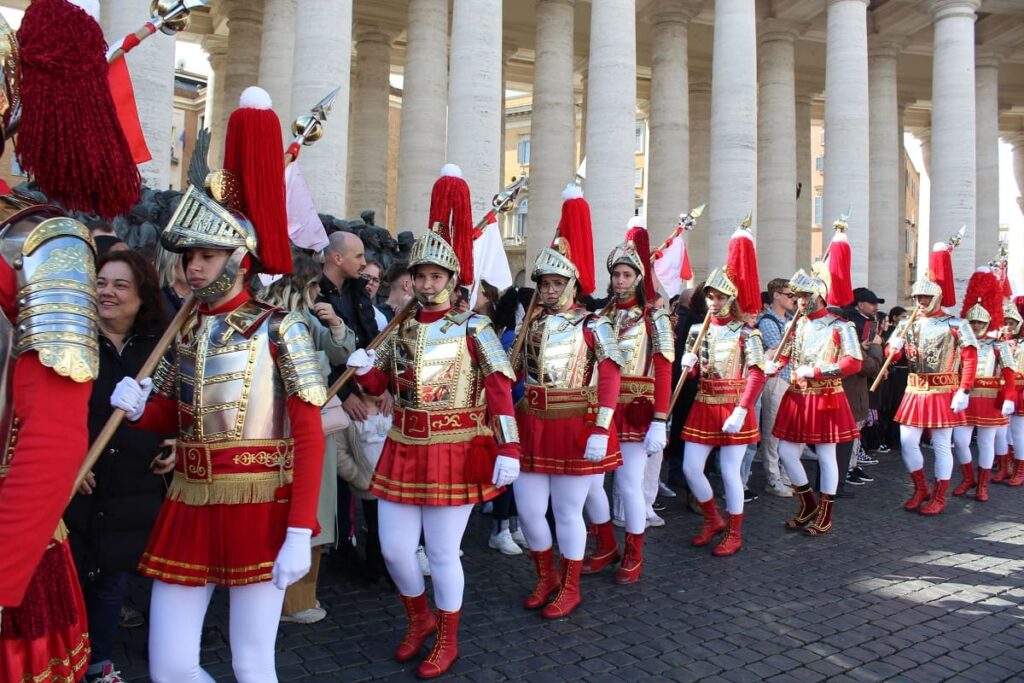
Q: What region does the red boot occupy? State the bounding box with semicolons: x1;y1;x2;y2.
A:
919;479;949;515
416;609;460;679
804;495;834;536
581;521;621;574
712;513;743;556
952;463;976;496
975;468;991;502
904;469;930;511
1008;459;1024;487
523;548;560;610
692;498;726;545
993;454;1011;482
784;485;818;529
613;533;644;584
542;558;583;619
395;593;437;662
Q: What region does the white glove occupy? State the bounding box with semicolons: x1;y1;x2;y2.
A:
272;527;312;590
345;348;377;376
722;407;748;434
111;377;152;421
1002;400;1015;417
583;434;609;462
643;421;667;455
764;360;781;376
950;389;970;414
680;352;699;371
795;365;815;380
492;455;520;488
888;337;905;353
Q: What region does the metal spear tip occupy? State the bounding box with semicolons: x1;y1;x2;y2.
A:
739;211;753;229
311;86;342;119
689;203;707;219
184;0;211;8
948;224;967;247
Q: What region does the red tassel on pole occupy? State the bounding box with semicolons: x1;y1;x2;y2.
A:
625;222;656;301
826;236;854;307
725;230;761;316
929;243;956;308
428;164;475;285
558;184;596;296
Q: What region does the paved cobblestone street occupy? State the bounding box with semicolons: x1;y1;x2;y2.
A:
114;452;1024;681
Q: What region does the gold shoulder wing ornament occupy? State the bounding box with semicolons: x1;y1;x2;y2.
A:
272;310;327;406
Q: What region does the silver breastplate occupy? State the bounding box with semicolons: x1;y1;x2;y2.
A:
905;315;960;374
612;305;651;377
391;314;481;410
525;310;594;388
793;315;842;367
976;339;1000;377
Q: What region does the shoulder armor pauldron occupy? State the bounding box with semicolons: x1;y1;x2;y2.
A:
271;310;327;406
467;313;515;380
649;307;675;362
587;314;623;366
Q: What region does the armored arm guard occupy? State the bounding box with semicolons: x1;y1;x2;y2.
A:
271;311;327;406
588;315;623;367
649;307;675;363
997;340;1015;372
151;353;177;399
467;314;515;381
742;328;766;372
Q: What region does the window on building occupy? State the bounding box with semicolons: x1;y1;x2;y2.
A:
634;167;643;188
517;137;531;166
509;198;528;242
635;122;645;153
819;127;825;145
815;155;824;172
814;194;823;225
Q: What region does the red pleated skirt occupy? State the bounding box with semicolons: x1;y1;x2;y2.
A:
615;377;656;442
682;399;759;446
966;377;1008;427
0;540;89;683
139;499;287;586
773;387;859;444
517;409;622;475
370;438;501;506
1015;377;1024;416
895;392;966;428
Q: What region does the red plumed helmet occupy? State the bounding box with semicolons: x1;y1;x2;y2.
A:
725;227;761;316
428;164;474;285
960;267;1004;330
558;184;596;296
625;217;656;301
929;242;956;308
826;231;854;307
223;87;291;274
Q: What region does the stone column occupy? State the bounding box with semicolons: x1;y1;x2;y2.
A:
578;71;589;167
646;2;696;247
396;0;449;232
868;36;902;303
221;0;265;155
101;0;176;189
929;0;980;287
291;0;352;217
795;92;814;271
347;26;395;225
202;35;228;164
447;0;503;223
1014;136;1024;217
975;47;1002;259
528;0;577;265
688;74;712;280
756;20;800;279
584;0;636;288
822;0;870;286
898;103;909;299
708;0;757;270
258;0;296;137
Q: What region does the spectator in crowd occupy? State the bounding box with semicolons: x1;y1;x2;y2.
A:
382;261;414;321
362;259;389;331
669;285;707;510
878;306;909;452
263;253;357;622
757;278;796;497
156;247;189;319
839;289;886;488
67;251;171;683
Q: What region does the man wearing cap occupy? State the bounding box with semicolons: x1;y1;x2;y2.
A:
841;289;886;487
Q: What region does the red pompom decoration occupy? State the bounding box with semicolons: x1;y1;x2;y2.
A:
558;185;596;296
223;100;291;274
826;235;854;307
960;268;1004;330
929;244;956;308
625;223;656;301
16;0;142;219
725;230;762;315
428;165;475;285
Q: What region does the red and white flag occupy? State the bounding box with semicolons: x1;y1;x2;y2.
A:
470;212;513;306
652;228;692;299
285;161;329;251
106;31;154;165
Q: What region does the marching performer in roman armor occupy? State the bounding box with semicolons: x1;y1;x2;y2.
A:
514;185;623;618
886;242;978;516
950;269;1014;501
768;263;863;536
680;224;765;556
110;88;327;682
345;166;521;679
1000;301;1024;486
582;225;672;583
0;1;147;680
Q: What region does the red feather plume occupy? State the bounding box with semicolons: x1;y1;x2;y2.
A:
625;224;656;300
929;244;956;308
960;268;1004;330
558;185;595;296
725;230;761;316
826;235;853;307
428;165;474;285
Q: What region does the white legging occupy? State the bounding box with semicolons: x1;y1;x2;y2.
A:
590;443;646;534
149;580;285;683
995;425;1009;456
953;426;974;465
682;442;746;515
1011;416;1024;462
514;472;593;560
377;500;473;612
778;440;839;495
954;425;999;470
900;425;954;480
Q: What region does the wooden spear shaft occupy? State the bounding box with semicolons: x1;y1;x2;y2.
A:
870;306;918;393
667;310;712;414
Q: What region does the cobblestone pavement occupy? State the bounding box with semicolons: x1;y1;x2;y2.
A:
113;451;1024;681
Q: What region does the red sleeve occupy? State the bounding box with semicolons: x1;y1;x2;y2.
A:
0;259;16;321
285;396;325;531
959;346;978;391
999;366;1015;401
739;367;766;411
467;335;521;458
653;354;671;415
0;353;91;606
593;358;621;436
133;393;179;434
355;367;389;396
883;344;904;362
